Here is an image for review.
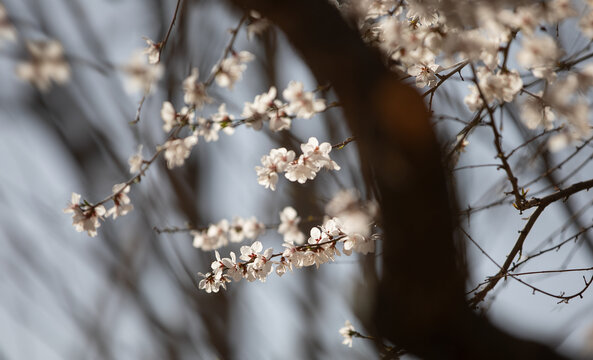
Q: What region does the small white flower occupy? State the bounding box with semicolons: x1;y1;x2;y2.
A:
252;247;274;282
464;85;483;112
284;156;318;184
197;272;227;293
247;11;270;39
275;258;291;277
278;206;305;245
308;227;328;245
517;35;559;81
197;117;221;142
106;183;133;219
223;252;243;282
282;138;340;185
122;50;163;94
213;51;254;89
301;137;340;171
212;103;235;135
160;101;194;133
343;234;375;255
240;241;263;262
242;86;277;130
521;93;555;130
282;81;326;119
211;250;227;275
17;40;70;91
268;100;292;132
183;68;212;108
128;145;144;174
407;61;440;88
243;217;265;239
255;147;296;190
63;193;106;237
339;320;356;348
162;134;198;169
229;217;246;243
143;37;161;65
207;219;230;249
192;230;216;251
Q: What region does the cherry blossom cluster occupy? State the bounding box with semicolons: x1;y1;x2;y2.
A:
63;184;133;237
197;215;376;293
242;82;327;132
191;205;305;251
197;190;377;293
153;80;328;170
340;0;593;151
256;137;340;191
191;216;265;251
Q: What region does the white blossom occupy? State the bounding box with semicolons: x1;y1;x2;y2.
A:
464;85;483;112
63;193;106;237
222;252;243;282
300;137;340;171
229;217;246;243
143;37;161;65
517;35;559;81
477;67;523;104
162;134;198;169
521;93;555;130
242;86;277;130
212;103;235;135
326;189;373;237
268;100;292;132
17;40;70;91
192;230;218;251
197;117;221;142
239;241;263;262
128;145;144;174
498;6;541;36
161;101;194;133
343;233;375;255
247;10;270;39
243;217;266;239
339;320;356;348
122;50;163;93
106;183;133;219
255;147;296;191
546;0;577;23
278;206;305;244
183;68;212;108
284;156;319;184
282;81;326;119
197;272;227;293
206;219;230;249
213;51;254;89
408;60;440;88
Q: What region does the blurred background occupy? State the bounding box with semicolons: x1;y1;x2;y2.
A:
1;0;593;359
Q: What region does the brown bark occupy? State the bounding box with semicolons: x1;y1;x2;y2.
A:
228;0;568;358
